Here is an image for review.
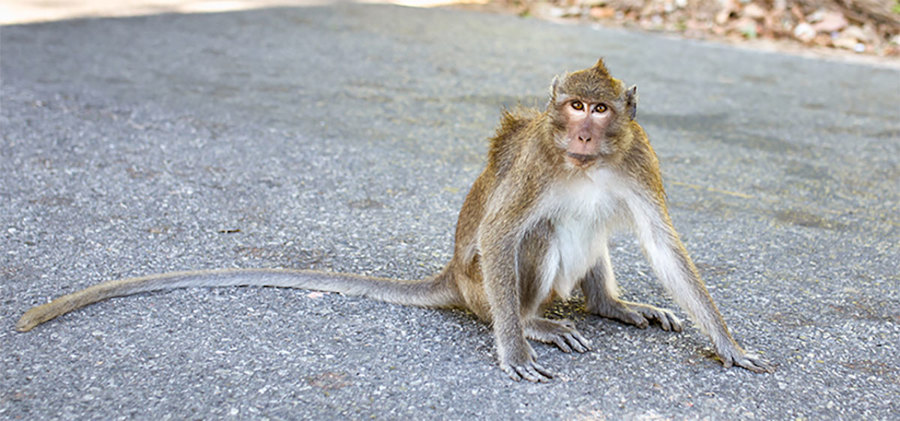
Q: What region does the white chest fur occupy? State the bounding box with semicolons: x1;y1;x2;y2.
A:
534;168;631;299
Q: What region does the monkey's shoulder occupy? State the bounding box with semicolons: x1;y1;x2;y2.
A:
622;121;657;165
487;107;543;172
620;121;667;203
494;107;542;137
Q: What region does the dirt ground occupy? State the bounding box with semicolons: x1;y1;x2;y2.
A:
455;0;900;68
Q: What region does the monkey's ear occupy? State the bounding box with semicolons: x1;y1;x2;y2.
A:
626;85;638;120
548;75;563;106
550;75;560;99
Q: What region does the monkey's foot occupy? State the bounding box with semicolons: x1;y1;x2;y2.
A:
499;339;555;382
715;344;774;373
525;318;592;353
590;299;683;332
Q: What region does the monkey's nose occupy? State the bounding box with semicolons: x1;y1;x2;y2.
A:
578;136;591;142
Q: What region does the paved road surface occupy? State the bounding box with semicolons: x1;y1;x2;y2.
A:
1;3;898;419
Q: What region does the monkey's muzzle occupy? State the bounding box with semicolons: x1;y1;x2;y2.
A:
565;152;599;168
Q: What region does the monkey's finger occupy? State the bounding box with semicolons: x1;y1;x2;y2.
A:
519;365;548;383
530;362;555;381
500;364;523;382
736;354;773;373
512;364;543;382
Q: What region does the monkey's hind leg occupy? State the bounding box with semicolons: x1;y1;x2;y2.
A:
524;317;592;353
580;248;683;332
594;298;683;332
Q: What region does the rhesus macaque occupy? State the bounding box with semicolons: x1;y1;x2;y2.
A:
17;60;771;381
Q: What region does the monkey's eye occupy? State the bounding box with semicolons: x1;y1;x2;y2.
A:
571;101;585;111
594;104;608;113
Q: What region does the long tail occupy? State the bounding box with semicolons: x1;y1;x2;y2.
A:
16;268;460;332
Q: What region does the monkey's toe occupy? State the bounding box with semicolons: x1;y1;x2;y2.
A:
613;301;682;332
633;304;683;332
525;318;592;353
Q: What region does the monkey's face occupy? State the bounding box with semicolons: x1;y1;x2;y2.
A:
548;59;639;170
555;96;618;168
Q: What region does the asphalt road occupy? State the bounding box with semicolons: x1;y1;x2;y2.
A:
2;3;898;419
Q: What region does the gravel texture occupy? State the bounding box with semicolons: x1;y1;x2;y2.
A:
1;3;898;419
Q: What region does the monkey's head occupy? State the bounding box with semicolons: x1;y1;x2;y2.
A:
547;59;638;169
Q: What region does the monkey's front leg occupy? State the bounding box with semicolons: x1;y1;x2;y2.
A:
630;197;772;373
581;242;683;332
479;233;554;382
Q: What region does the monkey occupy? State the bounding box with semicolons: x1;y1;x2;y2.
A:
16;59;772;381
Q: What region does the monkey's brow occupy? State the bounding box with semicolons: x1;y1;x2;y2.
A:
556;96;594;106
557;94;607;104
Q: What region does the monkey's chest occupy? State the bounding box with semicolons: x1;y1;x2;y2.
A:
540;211;608;299
537;174;622;299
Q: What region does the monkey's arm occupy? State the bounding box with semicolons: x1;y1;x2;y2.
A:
476;183;554;382
626;193;772;373
479;229;553;382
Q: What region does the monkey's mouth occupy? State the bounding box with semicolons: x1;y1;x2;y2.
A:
565;152;600;167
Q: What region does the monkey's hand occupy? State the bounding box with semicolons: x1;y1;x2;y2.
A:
498;338;555;382
715;341;773;373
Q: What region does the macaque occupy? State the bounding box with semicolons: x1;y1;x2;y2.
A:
17;60;771;381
